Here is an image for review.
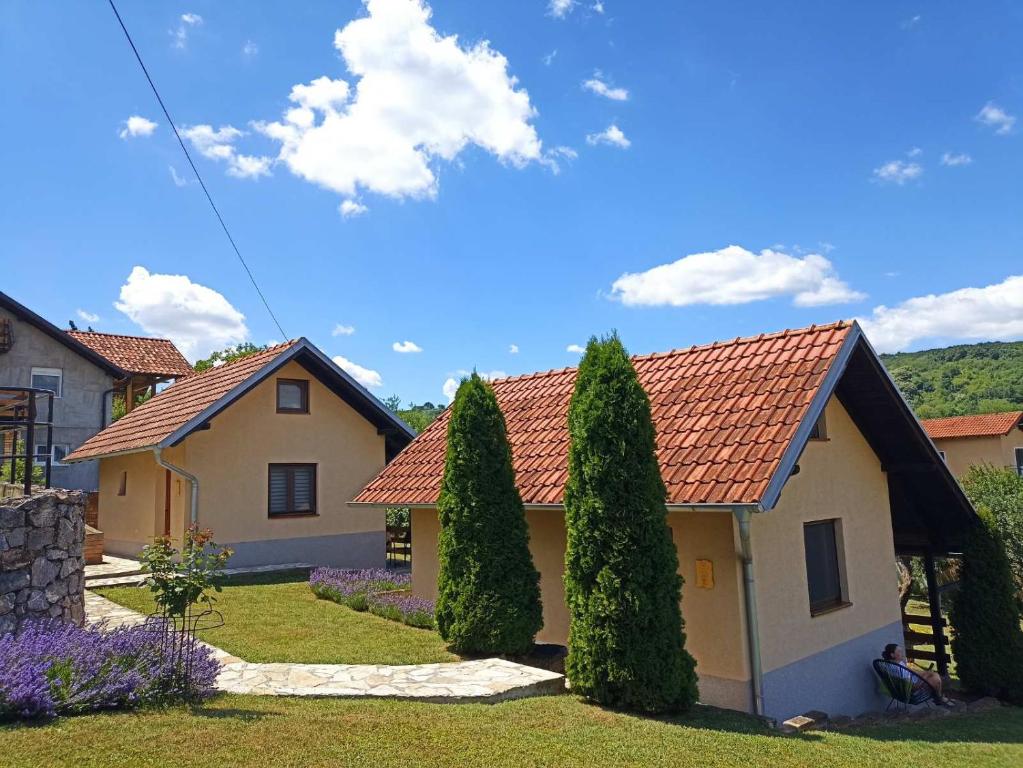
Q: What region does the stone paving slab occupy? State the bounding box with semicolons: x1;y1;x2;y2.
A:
85;560;314;588
84;591;564;703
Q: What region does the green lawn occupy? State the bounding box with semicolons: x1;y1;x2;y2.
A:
95;570;458;665
4;694;1022;768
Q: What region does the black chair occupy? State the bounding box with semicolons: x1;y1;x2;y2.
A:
872;659;937;711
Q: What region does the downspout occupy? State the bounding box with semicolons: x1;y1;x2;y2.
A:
153;447;198;526
734;506;765;717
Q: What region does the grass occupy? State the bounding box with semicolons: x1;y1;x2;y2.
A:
3;694;1022;768
95;570;458;666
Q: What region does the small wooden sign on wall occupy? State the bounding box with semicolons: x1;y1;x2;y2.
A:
695;559;714;589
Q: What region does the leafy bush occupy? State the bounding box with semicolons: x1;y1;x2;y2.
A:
140;525;232;620
563;334;698;713
435;373;542;656
961;465;1023;595
0;620;218;720
949;508;1023;704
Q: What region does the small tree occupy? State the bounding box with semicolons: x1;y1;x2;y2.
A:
949;508;1023;704
564;334;698;713
962;465;1023;595
435;373;542;655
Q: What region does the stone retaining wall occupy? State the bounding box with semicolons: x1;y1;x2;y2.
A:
0;489;86;634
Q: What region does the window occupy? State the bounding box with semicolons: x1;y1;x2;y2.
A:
33;444;70;466
117;471;127;496
938;450;947;462
808;413;827;441
276;379;309;414
30;367;62;398
1016;447;1023;478
803;519;847;615
268;464;317;517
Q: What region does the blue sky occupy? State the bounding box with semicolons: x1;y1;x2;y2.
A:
2;1;1022;405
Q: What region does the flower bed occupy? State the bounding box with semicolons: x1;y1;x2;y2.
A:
309;568;435;629
0;619;219;720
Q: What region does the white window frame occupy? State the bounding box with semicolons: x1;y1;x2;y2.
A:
30;367;63;398
1015;447;1023;477
34;444;70;466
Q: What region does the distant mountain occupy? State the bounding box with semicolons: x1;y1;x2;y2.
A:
880;341;1023;419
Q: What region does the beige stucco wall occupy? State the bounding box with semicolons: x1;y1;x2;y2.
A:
751;397;902;674
932;433;1022;479
95;360;387;554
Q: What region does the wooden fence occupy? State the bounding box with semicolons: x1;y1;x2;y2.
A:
902;608;949;672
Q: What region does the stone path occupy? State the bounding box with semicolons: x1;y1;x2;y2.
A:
85;591;564;703
85;558;313;588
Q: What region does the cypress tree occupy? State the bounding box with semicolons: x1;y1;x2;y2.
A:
563;333;698;713
435;373;543;655
949;507;1023;704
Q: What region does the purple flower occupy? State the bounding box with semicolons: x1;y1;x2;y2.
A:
0;619;219;720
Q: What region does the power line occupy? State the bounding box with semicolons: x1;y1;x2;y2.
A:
106;0;287;340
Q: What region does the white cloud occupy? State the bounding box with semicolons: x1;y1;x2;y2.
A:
586;124;630;149
119;115;157;139
333;354;383;388
255;0;544;205
332;323;356;336
509;344;519;354
940;152;972;167
76;309;99;323
114;266;248;361
168;166;189;187
339;199;368;218
906;146;922;158
542;50;557;66
392;340;423;353
593;2;605;13
243;40;259;57
975;102;1016;135
858;275;1023;352
901;14;921;29
610;245;865;308
548;0;575;18
583;74;628;101
872;159;922;185
442;369;507;402
172;13;203;49
566;344;585;354
180;124;272;179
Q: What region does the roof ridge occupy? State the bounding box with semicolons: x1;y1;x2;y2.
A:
922;409;1023;422
484;321;852;387
68;330;177;343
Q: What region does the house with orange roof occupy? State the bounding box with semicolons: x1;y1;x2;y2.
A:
353;321;977;722
922;411;1023;479
65;339;414;568
0;291;189;491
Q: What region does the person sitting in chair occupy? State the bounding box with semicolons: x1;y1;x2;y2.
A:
881;643;954;706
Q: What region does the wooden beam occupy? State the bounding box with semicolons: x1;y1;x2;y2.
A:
923;552;950;678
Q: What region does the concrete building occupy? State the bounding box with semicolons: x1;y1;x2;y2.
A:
65;339;414;567
354;321;977;723
0;292;124;490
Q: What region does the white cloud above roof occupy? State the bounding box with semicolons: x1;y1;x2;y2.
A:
611;245;865;308
114;266;248;361
858;275;1023;352
119;115;157;139
586;124;630;148
333;354;383;387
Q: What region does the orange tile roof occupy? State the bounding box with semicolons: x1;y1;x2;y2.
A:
68;331;192;378
921;411;1023;440
65;342;299;461
355;322;854;508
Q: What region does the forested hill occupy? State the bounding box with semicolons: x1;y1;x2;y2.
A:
880;341;1023;419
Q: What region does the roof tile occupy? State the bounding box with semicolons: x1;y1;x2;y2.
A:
355;322;853;507
68;331;192;378
922;411;1023;440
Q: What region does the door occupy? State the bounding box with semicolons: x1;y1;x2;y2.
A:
163;469;172;537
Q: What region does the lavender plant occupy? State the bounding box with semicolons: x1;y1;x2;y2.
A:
0;620;218;720
309;568;434;628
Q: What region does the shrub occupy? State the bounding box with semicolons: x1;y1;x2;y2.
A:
563;334;698;713
368;593;436;629
0;620;218;720
140;525;232;620
949;507;1023;704
435;373;542;656
961;465;1023;595
309;568;410;612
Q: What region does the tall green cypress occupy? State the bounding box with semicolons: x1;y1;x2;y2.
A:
563;334;698;713
435;373;543;656
949;507;1023;704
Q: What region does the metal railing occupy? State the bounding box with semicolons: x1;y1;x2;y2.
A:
0;386;55;496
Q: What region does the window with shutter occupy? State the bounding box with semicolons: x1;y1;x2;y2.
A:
268;464;317;517
803;519;848;615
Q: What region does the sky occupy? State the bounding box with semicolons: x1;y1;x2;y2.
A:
2;0;1022;406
